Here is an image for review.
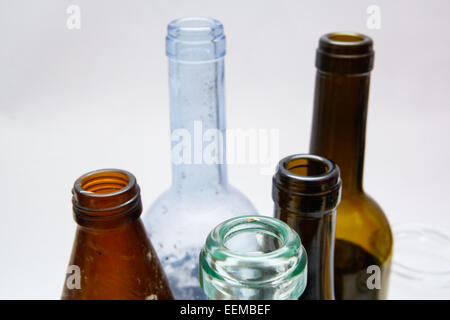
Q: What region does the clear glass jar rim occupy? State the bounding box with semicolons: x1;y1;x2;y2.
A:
200;215;307;286
392;224;450;287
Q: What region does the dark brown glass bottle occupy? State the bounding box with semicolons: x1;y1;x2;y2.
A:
310;32;393;300
61;169;173;300
273;154;341;300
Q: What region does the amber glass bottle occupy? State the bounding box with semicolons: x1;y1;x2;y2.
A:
310;32;393;299
61;169;173;300
273;154;341;300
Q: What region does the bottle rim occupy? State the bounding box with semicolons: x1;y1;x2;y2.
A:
273;154;342;214
316;31;374;74
168;17;223;36
166;16;226;61
72;169;142;228
278;153;338;186
74;168;134;198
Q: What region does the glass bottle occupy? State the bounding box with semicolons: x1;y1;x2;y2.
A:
61;169;173;300
273;154;341;300
143;17;257;300
199;215;307;300
309;32;393;299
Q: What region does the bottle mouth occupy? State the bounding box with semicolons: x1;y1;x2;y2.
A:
78;170;130;194
327;32;367;44
316;32;374;74
199;215;307;299
72;169;142;227
273;154;341;214
166;17;226;61
283;155;332;179
167;17;224;41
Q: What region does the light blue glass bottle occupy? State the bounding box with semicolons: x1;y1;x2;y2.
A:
143;17;257;300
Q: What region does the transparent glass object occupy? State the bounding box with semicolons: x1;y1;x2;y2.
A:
388;224;450;299
199;216;308;300
143;17;257;300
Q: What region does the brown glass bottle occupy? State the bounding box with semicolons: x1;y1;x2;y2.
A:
273;154;341;300
310;32;393;299
61;169;173;300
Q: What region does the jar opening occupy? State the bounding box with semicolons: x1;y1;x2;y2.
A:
223;217;285;255
199;216;307;299
392;224;450;287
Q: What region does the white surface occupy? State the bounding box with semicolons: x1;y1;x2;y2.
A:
0;0;449;299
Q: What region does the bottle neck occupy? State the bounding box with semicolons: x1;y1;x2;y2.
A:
310;71;370;194
168;57;228;190
72;169;142;229
272;154;341;300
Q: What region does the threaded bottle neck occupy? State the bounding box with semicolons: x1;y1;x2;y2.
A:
72;169;142;229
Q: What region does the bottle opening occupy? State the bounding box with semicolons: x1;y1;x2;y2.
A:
81;171;129;194
168;17;223;41
316;32;374;74
72;169;142;225
166;17;226;61
328;33;365;43
285;157;330;177
170;17;220;30
273;154;341;213
223;217;285;255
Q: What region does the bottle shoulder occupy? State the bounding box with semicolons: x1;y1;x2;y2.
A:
142;183;257;269
146;184;256;214
336;191;393;262
142;184;257;243
339;192;388;220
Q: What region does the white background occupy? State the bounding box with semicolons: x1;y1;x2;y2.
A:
0;0;449;299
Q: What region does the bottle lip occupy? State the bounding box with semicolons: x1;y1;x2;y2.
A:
73;168;135;199
272;154;342;214
166;17;226;61
72;169;142;228
316;32;374;74
274;154;341;195
199;215;307;299
167;17;224;38
278;154;338;185
320;32;373;52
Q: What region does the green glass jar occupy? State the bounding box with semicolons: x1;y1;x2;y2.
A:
199;216;307;300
